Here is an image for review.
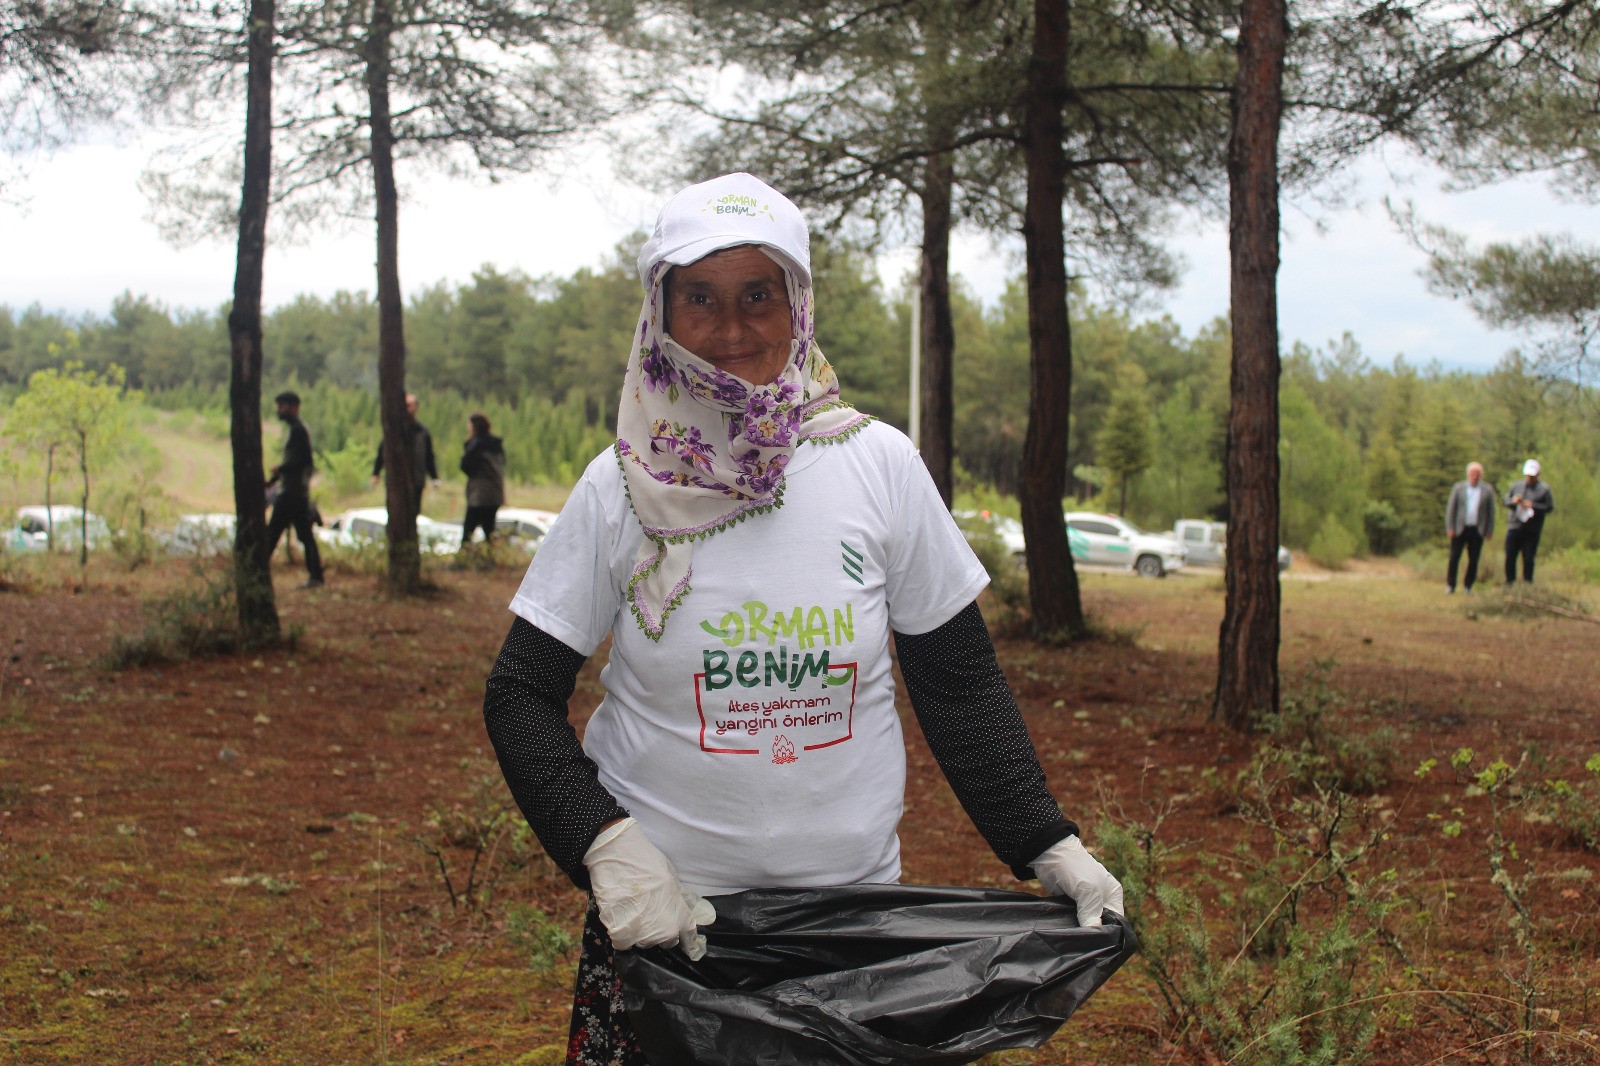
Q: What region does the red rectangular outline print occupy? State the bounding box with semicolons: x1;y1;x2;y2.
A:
694;662;857;755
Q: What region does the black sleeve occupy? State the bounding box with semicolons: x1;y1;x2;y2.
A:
372;446;385;477
459;439;477;477
424;427;438;480
894;601;1078;880
483;617;629;890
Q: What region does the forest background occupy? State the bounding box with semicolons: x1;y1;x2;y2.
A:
3;240;1598;571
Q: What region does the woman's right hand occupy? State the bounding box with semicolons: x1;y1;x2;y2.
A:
583;817;715;960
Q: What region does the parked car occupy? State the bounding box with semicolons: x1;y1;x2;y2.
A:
317;507;463;555
1170;518;1291;572
490;507;562;550
1064;512;1186;577
953;509;1026;558
5;505;113;552
159;513;236;556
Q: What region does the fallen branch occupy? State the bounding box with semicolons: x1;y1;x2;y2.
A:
1503;595;1600;625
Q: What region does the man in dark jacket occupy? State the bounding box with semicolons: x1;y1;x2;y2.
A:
1504;458;1555;584
371;393;439;512
265;391;325;589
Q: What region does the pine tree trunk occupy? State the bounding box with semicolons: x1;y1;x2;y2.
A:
1020;0;1086;640
228;0;280;644
366;0;421;596
78;429;89;569
44;446;55;553
919;147;956;507
1213;0;1286;728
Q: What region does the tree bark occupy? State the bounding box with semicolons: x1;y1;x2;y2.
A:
228;0;280;643
77;428;89;568
919;147;956;507
1213;0;1286;728
1020;0;1086;640
44;446;55;552
366;0;421;596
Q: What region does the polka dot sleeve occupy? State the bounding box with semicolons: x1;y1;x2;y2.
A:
483;617;629;891
894;601;1079;880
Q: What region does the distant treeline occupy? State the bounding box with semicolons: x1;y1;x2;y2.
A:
4;240;1598;558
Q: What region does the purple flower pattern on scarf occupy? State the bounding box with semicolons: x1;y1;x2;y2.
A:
615;246;871;638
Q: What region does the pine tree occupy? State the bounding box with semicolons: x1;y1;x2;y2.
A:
1097;372;1154;515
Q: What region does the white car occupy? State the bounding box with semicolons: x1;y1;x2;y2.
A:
317;507;463;555
161;513;237;556
1172;519;1292;572
6;505;113;552
1064;511;1186;577
490;507;561;550
953;509;1026;557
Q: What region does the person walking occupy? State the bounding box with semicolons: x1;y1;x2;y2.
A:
265;390;325;589
1503;459;1555;584
1444;461;1495;594
460;412;506;546
371;393;439;513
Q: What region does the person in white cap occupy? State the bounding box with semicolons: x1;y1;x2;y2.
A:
1503;458;1554;584
480;173;1123;1064
1444;461;1496;594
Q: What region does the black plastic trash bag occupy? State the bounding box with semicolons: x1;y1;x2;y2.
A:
616;882;1138;1066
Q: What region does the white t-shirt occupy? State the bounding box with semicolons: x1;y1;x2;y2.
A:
509;420;988;895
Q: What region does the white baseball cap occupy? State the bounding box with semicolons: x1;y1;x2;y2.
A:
1523;459;1541;476
637;173;811;289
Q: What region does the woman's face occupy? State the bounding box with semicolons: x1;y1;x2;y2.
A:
665;245;793;386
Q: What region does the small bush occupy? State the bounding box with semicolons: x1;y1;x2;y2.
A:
1095;794;1392;1066
101;564;240;669
1306;517;1358;570
0;549;41;593
503;902;577;973
1361;500;1404;556
1523;753;1600;853
1256;660;1398;795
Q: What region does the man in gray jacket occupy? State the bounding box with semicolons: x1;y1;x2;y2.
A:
1504;459;1555;584
1444;461;1495;594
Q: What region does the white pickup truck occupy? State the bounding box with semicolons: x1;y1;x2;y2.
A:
1172;519;1291;572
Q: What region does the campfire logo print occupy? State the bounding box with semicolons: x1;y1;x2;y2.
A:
771;735;797;765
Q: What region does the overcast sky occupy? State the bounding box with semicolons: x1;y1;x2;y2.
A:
3;133;1594;374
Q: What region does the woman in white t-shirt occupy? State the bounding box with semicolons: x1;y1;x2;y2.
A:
483;173;1122;1066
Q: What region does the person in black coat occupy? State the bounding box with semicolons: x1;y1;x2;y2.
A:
371;393;439;512
1504;458;1555;584
265;390;325;588
460;412;506;544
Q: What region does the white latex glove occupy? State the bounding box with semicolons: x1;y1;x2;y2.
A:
584;817;715;960
1032;834;1124;928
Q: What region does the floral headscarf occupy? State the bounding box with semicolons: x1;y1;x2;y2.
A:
616;252;870;639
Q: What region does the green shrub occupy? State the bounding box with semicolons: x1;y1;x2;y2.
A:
1256;661;1399;795
1306;517;1359;570
1095;794;1391;1066
101;563;241;668
503;902;577;973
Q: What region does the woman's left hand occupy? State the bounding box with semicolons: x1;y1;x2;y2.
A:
1032;835;1125;928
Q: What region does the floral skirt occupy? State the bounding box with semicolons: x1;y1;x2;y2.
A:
567;905;650;1066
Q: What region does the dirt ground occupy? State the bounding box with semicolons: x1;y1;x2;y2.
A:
1;553;1598;1065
